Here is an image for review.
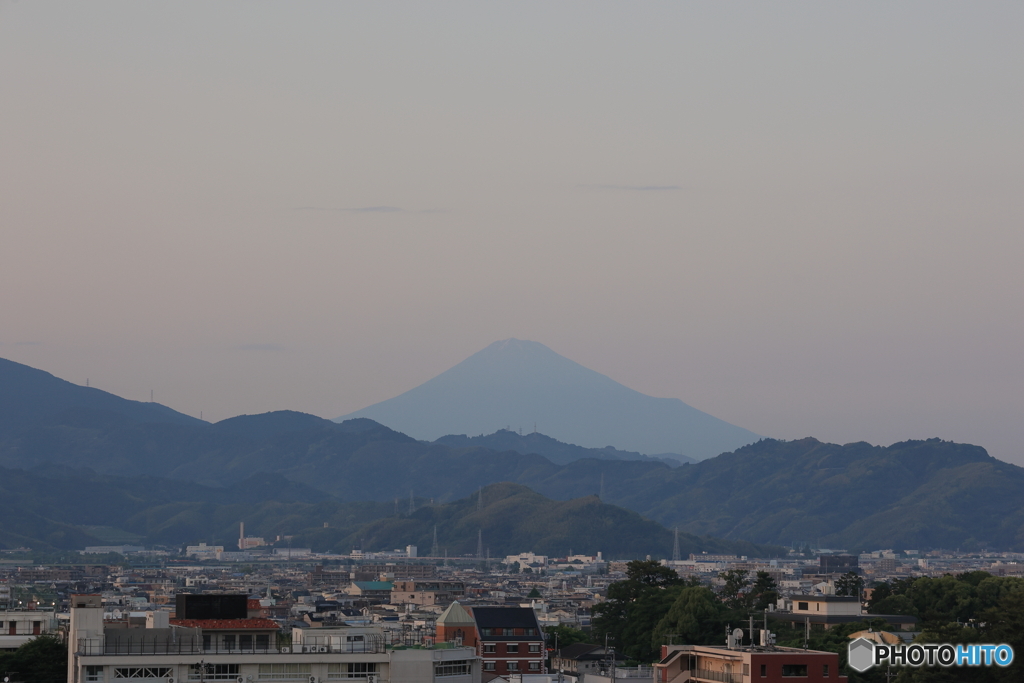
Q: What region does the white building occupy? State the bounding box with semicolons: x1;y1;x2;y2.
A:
67;594;481;683
184;543;223;560
0;608;59;651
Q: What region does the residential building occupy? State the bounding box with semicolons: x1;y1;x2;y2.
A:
392;580;466;606
819;555;859;575
550;643;616;679
0;608;59;651
776;594;918;631
654;644;847;683
435;603;545;676
344;581;395;602
67;593;480;683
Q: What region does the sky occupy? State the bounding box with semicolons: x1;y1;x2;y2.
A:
2;2;1022;464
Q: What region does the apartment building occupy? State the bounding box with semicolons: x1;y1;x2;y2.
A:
435;603;545;676
654;644;847;683
0;608;59;651
67;594;481;683
391;580;465;606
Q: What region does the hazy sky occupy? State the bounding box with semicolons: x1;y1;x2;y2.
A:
2;3;1023;464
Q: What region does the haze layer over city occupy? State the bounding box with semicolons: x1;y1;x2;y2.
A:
2;2;1023;465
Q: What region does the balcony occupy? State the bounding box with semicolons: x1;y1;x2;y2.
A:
691;670;741;683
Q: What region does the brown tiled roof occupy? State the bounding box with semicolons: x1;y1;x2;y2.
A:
170;618;279;630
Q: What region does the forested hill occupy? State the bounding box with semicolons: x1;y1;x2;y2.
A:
3;356;1024;551
434;429;695;465
0;466;777;559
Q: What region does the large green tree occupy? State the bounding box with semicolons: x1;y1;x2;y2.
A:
651;586;726;650
0;634;67;683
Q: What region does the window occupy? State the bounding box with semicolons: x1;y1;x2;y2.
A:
526;628;536;636
797;602;809;611
435;660;471;677
222;634;236;650
508;662;519;671
507;643;519;653
256;634;270;650
823;664;829;677
484;644;496;653
327;663;377;679
202;634;211;651
760;664;767;677
529;643;541;653
743;664;749;676
239;634;253;650
33;621;41;635
85;666;104;682
114;668;173;679
480;628;493;636
781;664;808;677
529;662;541;671
260;663;312;680
483;663;495;672
188;664;240;680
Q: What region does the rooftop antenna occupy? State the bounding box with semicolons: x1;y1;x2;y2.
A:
672;528;681;562
431;526;439;558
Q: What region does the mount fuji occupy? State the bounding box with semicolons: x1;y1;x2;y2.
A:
336;339;760;461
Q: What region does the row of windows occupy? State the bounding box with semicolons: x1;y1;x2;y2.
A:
189;663;240;680
88;663;382;682
258;663;312;680
435;660;471;677
757;663;828;677
202;634;272;650
482;661;541;672
479;628;537;636
482;643;541;653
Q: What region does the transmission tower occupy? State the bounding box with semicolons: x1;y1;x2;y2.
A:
431;526;439;558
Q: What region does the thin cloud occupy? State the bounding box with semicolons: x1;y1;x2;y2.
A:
583;184;683;191
232;343;287;352
292;206;404;213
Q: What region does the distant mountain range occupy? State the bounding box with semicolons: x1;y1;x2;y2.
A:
2;354;1024;552
337;339;759;461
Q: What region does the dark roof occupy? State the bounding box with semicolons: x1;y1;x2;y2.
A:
557;643;602;660
472;606;540;630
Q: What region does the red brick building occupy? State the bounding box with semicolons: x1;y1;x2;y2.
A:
436;603;545;676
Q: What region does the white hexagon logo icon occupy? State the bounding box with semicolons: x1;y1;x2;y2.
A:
848;637;876;672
